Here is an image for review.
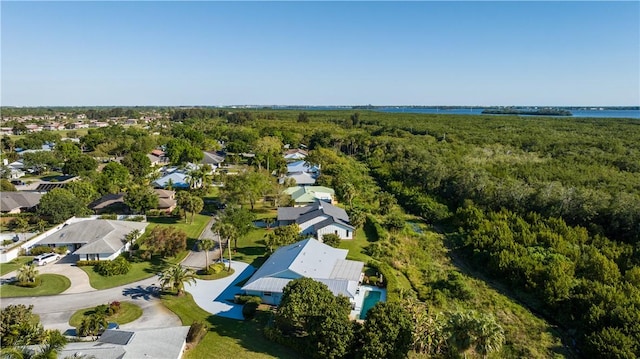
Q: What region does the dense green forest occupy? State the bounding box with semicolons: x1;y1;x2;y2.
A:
235;110;640;358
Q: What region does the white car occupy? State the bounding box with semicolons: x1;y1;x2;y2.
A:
33;253;60;266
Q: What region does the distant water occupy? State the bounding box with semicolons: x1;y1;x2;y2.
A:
375;107;640;119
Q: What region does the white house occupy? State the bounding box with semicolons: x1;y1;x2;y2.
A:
34;326;190;359
277;201;354;240
283;186;335;206
241;238;364;305
36;220;148;261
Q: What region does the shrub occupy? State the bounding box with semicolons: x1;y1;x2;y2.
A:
109;301;121;315
2;239;13;246
99;214;118;220
235;295;262;305
94;257;131;276
186;321;208;344
205;262;225;275
29;246;55;256
368;276;379;285
125;216;145;222
242;301;259;320
17;277;41;288
76;260;102;267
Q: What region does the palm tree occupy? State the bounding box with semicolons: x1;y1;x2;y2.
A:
159;264;197;296
212;221;237;271
122;229;141;253
0;330;67;359
77;313;107;338
197;239;215;269
17;264;39;284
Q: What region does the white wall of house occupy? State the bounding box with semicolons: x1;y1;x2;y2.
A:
298;215;329;235
245;290;283;305
317;223;353;240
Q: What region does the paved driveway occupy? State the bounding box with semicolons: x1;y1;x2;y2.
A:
185;261;255;320
0;276;181;332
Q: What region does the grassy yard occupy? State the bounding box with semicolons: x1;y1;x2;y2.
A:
68;301;143;327
339;227;373;263
197;268;235;280
0;256;34;276
0;274;70;297
80;257;167;290
162;293;300;359
233;227;269;268
147;214;211;240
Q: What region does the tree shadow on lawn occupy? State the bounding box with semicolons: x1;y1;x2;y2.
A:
234;246;268;268
205;312;302;359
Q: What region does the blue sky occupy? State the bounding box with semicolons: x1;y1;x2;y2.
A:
2;1;639;106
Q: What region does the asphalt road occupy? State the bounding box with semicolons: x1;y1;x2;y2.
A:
1;276;181;332
181;216;226;269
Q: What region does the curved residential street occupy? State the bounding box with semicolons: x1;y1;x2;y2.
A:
0;276;181;332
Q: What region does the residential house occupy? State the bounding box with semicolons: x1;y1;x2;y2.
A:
89;193;127;214
283;148;308;162
0;192;43;214
202;150;225;169
283;186;335;206
241;238;364;305
25;124;43;133
154;189;177;213
280;171;317;186
34;326;190;359
286;160;319;174
89;190;177;214
152;172;190;189
147;149;168;166
36;219;148;261
2;160;26;179
277;201;354;240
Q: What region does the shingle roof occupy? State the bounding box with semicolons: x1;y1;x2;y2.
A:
202;151;225;165
0;192;43;212
38;220;148;256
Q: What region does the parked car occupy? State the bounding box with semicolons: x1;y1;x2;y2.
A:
33;253;60;266
10;180;26;186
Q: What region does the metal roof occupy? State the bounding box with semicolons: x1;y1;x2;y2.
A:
241;238;363;298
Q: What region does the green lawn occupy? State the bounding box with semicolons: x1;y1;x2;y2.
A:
69;301;143;327
233;227;269;268
161;293;301;359
1;274;70;297
0;257;34;276
80;257;167;290
197;268;235;280
339;228;373;263
146;214;211;240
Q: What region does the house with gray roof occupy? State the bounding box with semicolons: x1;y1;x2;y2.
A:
0;192;43;214
241;238;364;305
277;201;354;240
29;326;190;359
202;150;225;168
36;219;148;261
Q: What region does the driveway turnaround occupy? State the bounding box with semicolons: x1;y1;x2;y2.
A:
185;261;255;320
0;276;181;332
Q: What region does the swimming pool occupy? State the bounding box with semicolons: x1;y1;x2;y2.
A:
359;290;383;319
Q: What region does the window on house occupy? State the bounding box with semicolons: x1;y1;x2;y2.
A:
335;230;338;235
346;230;350;237
263;292;272;296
